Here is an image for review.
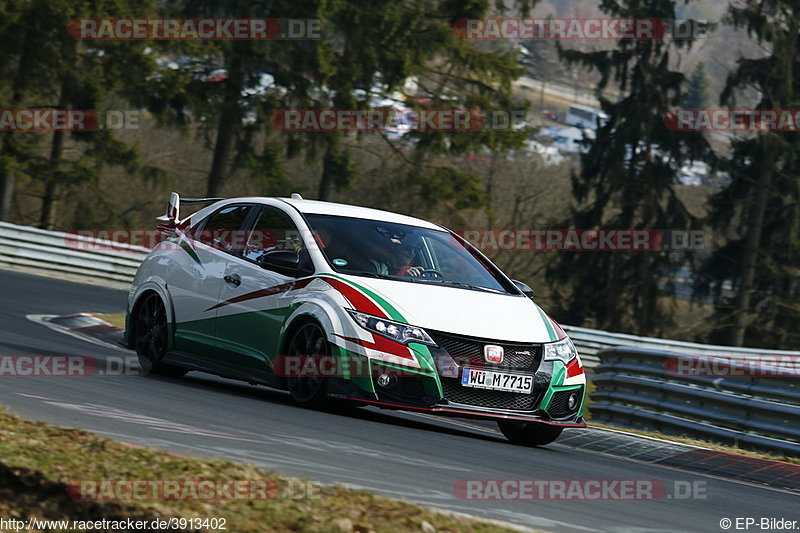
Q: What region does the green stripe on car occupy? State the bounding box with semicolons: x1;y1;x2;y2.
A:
323;273;407;323
535;305;558;342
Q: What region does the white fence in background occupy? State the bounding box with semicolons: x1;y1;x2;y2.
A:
2;221;797;367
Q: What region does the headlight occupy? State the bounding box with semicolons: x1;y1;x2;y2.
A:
543;337;578;363
346;310;436;346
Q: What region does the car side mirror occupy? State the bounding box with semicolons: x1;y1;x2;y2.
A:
512;279;534;297
257;250;312;277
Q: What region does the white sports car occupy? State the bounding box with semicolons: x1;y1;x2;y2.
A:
125;192;586;445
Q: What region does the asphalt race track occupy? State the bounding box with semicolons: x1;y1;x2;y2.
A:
1;269;797;532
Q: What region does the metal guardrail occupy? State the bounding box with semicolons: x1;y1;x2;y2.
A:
591;346;800;456
0;222;149;286
563;325;800;369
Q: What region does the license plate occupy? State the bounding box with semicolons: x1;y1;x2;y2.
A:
461;368;533;393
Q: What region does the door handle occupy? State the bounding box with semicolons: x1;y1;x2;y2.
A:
224;274;241;287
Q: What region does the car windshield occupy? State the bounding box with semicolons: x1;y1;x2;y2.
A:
305;214;515;294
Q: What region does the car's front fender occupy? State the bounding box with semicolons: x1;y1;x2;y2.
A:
125;276;175;349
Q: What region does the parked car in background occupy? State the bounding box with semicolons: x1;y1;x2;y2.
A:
553;126;595;154
565;104;608;130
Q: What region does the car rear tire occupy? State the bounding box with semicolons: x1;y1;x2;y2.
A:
285;321;329;408
134;293;187;378
497;420;563;446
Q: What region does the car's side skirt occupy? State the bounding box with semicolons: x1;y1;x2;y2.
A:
163;350;284;389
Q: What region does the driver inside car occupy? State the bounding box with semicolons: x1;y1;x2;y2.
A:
394;244;423;276
368;242;424;277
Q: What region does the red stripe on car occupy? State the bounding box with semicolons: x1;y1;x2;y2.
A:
566;357;584;378
206;278;315;311
321;277;389;319
322;278;414;359
334;334;414;361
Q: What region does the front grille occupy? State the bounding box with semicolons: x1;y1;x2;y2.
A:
372;365;428;405
441;378;542;411
429;332;541;371
391;377;427;404
547;387;583;419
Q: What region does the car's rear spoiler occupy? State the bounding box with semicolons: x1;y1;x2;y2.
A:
156;192;222;230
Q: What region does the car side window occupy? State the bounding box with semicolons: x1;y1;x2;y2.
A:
242;207;306;264
197;205;253;253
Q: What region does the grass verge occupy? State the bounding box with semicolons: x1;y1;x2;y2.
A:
0;406;537;533
95;311;126;328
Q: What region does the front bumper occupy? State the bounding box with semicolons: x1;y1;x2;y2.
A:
329;329;586;426
334;391;587;426
326;358;586;427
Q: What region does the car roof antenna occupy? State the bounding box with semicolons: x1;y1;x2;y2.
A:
290;193;304;200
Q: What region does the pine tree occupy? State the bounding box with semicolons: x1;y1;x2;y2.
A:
0;1;37;221
682;62;709;109
0;0;160;227
698;0;800;347
545;1;712;335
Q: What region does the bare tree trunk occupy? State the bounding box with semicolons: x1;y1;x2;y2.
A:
39;179;60;229
206;54;244;198
39;80;68;230
485;155;496;229
207;112;237;198
39;130;65;229
317;142;336;201
730;137;776;346
0;147;14;221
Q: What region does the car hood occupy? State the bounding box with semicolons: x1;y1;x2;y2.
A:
337;275;560;344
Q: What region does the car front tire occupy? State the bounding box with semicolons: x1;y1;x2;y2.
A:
285;321;330;408
497;420;564;446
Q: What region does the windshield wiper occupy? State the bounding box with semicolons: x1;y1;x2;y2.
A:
340;270;391;279
415;278;503;293
340;270;418;282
